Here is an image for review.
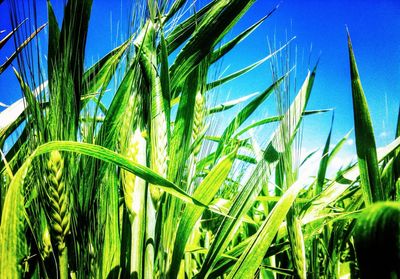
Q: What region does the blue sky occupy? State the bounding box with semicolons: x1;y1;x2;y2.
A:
212;0;400;172
1;0;399;172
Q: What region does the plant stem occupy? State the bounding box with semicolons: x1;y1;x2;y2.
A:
130;179;146;279
59;246;69;279
144;190;156;278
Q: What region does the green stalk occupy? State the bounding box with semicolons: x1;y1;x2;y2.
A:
145;190;157;278
135;15;170;277
119;86;147;277
125;128;147;278
59;246;69;279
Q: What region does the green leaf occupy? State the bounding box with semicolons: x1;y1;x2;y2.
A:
264;65;317;163
327;130;352;164
169;0;256;94
99;169;121;278
13;68;45;139
0;18;27;49
226;181;304;279
196;153;268;278
234;109;331;138
96;62;138;149
209;238;289;278
207;38;294;91
0;23;46;74
169;148;237;278
168;65;203;185
208;92;259;114
164;1;214;54
210;7;277;64
159;31;171;131
299;148;319;167
214;74;286;161
0;81;47;147
301;136;400;226
347;29;383;204
163;0;187;23
48;0;93;141
47;0;60;92
195;67;317;279
30;141;207;207
82;37;131;98
315;113;334;194
79;61;141;215
1;34;128;143
353;202;400;278
0;159;28;278
393;107;400;198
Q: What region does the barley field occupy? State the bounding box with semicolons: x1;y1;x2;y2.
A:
0;0;399;278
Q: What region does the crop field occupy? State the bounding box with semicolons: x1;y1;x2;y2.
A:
0;0;399;278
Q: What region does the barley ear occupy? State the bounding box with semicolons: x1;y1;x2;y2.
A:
192;90;206;158
47;150;70;252
149;78;168;204
41;225;52;259
122;130;141;218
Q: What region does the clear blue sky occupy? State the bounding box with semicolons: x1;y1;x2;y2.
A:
217;0;400;148
1;0;399;168
216;0;400;170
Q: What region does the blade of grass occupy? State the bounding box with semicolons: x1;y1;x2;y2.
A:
207;38;294;91
169;0;256;95
315;113;335;195
210;8;277;64
301;136;400;226
347;29;383;204
31;141;207;207
208;92;259;114
213;73;286;162
0;18;27;49
226;180;304;279
0;156;28;278
234;109;331;138
169;148;237;278
196;67;317;278
0;23;46;74
164;1;214;54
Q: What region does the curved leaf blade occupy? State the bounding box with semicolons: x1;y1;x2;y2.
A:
226;181;304;279
169;148;237;278
31;141;206;207
214;74;286;161
347;30;383;204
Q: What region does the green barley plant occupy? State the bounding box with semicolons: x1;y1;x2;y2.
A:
0;0;399;278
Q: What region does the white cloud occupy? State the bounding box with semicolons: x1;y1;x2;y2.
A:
327;153;356;177
379;131;388;138
346;138;354;146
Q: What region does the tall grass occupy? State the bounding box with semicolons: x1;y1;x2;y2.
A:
0;1;399;278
